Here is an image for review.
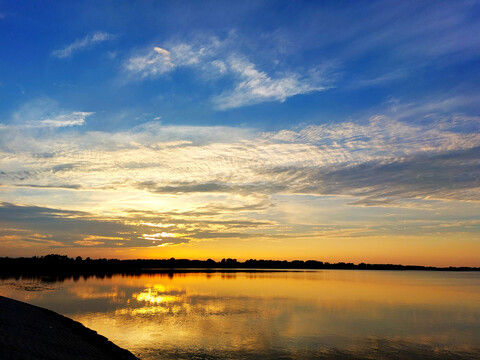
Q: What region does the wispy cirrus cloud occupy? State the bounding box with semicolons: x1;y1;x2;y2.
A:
28;112;93;128
123;35;223;79
124;47;174;79
51;31;113;59
122;35;333;109
7;97;93;129
213;58;330;110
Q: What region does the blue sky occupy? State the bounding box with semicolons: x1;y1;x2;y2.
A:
1;0;479;265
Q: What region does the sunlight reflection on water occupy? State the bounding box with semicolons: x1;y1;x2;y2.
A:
1;270;480;359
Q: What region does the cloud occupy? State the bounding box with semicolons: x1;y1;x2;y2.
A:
123;35;222;79
11;184;82;190
74;235;124;246
0;202;145;248
348;69;408;89
213;58;330;109
379;1;480;61
122;35;333;108
262;146;480;204
0;202;278;252
333;1;480;63
256;1;480;92
74;239;104;246
124;47;174;79
29;111;93;128
138;180;285;196
2;97;479;210
8;97;93;129
51;31;113;58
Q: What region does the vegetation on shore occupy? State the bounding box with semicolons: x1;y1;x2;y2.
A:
0;255;478;279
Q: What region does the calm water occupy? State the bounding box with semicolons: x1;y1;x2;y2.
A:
1;270;480;359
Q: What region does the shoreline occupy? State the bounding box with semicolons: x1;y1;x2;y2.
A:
1;256;479;276
0;295;140;360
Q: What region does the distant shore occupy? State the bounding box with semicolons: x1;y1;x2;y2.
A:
0;255;478;279
0;295;140;360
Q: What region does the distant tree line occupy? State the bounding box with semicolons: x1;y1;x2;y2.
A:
0;254;478;280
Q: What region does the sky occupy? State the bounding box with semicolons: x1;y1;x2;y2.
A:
0;0;479;266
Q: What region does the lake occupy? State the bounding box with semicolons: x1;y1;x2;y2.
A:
1;270;479;359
